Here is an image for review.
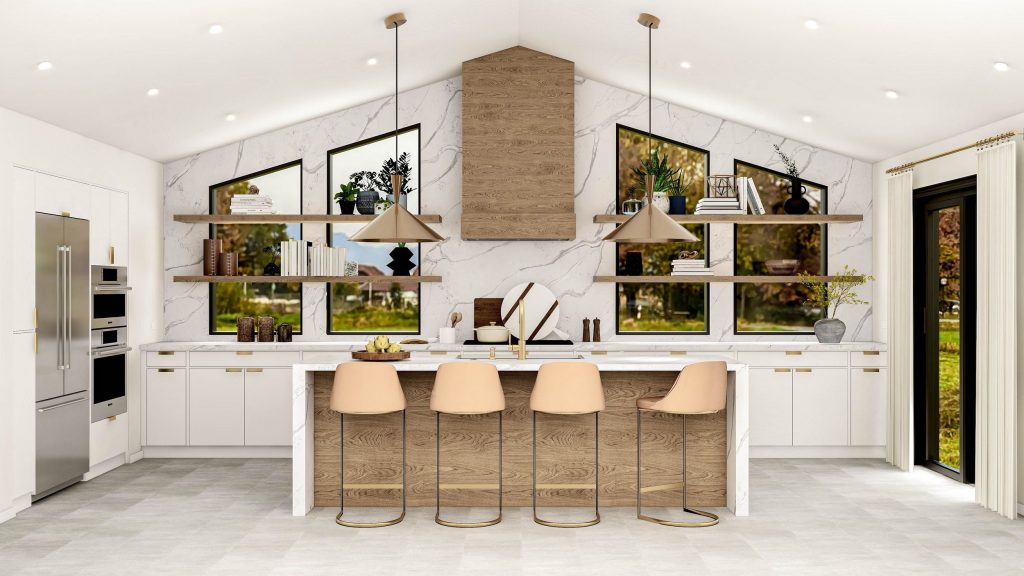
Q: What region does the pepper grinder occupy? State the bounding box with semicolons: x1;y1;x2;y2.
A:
582;318;591;342
593;318;601;342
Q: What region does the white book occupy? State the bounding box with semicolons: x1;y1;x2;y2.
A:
737;177;748;213
746;179;766;215
695;209;746;215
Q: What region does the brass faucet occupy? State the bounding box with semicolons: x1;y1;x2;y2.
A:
508;297;527;360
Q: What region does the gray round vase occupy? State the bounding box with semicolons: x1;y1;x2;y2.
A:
814;318;846;343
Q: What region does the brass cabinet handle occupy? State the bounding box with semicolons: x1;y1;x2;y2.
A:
670;351;688;356
863;368;880;373
246;368;263;373
109;245;114;265
589;351;608;356
225;368;243;373
236;351;253;356
785;351;802;356
429;351;448;356
773;368;790;373
34;307;38;353
157;351;175;356
795;368;812;373
863;351;880;356
157;368;175;373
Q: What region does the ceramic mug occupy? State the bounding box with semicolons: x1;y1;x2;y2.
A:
439;327;456;344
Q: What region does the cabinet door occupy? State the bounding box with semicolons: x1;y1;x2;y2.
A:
850;368;888;446
189;368;245;446
108;191;128;266
146;368;187;446
13;332;36;496
35;173;90;219
244;368;292;446
11;168;36;331
89;186;110;265
749;368;793;446
793;368;849;446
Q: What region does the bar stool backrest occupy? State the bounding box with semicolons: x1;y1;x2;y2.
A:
652;360;727;415
331;362;406;414
430;362;505;414
530;362;605;414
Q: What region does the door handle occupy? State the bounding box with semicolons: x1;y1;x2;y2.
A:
56;246;64;370
109;245;114;265
157;368;175;373
235;351;253;356
785;351;802;356
37;397;86;413
64;245;72;370
795;368;812;373
246;368;263;373
773;368;791;373
863;368;880;373
225;368;243;373
157;351;175;356
34;307;38;354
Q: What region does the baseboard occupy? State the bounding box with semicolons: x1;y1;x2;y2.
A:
127;450;144;464
142;446;291;458
751;446;887;459
83;453;126;481
0;493;32;525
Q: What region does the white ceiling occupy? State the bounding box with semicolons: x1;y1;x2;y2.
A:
2;0;1023;163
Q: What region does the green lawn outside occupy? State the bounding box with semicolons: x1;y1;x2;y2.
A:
938;323;961;470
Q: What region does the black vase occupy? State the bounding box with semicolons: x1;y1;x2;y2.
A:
624;251;643;276
338;200;356;215
263;260;280;276
356;189;378;215
388;246;415;276
668;196;686;215
784;180;811;215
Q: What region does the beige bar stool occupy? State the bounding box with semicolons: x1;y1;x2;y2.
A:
330;362;407;528
430;362;505;528
530;362;605;528
636;360;727;527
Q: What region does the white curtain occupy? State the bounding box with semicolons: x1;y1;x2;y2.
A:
887;170;914;472
976;139;1018;519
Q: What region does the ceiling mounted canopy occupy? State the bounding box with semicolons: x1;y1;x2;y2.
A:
351;12;444;243
603;12;698;244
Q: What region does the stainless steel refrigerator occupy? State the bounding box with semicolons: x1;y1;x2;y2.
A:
35;212;90;500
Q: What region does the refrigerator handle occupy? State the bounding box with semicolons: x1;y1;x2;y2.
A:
64;245;72;370
56;245;64;370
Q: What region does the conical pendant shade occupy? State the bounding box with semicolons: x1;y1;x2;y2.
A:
351;175;444;243
604;175;698;243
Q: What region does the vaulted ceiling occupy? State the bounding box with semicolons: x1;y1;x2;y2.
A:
2;0;1023;162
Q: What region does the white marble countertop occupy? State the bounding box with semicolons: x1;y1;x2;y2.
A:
291;354;745;372
141;340;887;353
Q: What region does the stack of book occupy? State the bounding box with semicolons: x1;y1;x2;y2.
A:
671;258;712;276
279;240;348;277
230;195;275;214
694;196;744;215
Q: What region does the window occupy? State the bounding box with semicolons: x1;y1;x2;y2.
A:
733;160;827;333
326;126;421;334
615;125;709;334
209;161;303;334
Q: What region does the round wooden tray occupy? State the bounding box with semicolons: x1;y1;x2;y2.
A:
351;350;411;361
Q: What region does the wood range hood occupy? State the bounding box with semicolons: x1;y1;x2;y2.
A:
460;46;575;241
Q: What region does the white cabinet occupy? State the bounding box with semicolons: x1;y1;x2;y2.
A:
146;368;188;446
109;190;128;266
12;332;36;497
244;368;293;446
749;368;793;446
86;187;128;266
188;368;245;446
793;368;849;446
34;173;90;219
850;368;888;446
90;414;127;466
11;168;36;331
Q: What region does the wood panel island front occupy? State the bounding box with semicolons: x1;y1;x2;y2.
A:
291;355;749;517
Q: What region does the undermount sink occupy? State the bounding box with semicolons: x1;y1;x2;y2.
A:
457;351;583;360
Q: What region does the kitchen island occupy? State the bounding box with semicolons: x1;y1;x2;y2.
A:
291;354;749;517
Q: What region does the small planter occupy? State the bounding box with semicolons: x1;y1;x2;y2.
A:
651;191;670;213
337;200;356;214
814;318;846;343
388;246;415;276
356;190;378;215
668;195;687;215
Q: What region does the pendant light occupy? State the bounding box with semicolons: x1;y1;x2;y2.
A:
352;12;444;243
603;13;698;244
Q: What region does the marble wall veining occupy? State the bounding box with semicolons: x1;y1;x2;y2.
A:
163;73;873;342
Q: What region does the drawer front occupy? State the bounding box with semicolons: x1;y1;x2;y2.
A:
301;351;351;363
850;351;888;367
189;351;302;367
146;351;187;367
738;351;848;367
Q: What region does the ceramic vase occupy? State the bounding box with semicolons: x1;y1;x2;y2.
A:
814;318;846;343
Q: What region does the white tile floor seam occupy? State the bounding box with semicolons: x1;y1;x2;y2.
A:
0;459;1021;575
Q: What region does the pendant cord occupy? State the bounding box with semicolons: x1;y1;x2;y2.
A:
395;22;399;168
648;22;652;161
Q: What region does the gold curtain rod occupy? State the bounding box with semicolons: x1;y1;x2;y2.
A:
885;130;1022;174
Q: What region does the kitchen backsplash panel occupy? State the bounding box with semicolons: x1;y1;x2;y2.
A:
163;75;873;342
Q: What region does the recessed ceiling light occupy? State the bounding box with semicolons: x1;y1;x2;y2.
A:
802;115;814;124
36;61;53;71
224;113;237;122
208;24;224;34
994;61;1010;72
146;88;160;96
803;19;819;30
679;61;692;69
884;90;900;100
366;57;378;66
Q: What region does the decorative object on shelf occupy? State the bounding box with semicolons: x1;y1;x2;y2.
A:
696;176;745;215
236;317;255;342
377;152;412;209
216;251;238;276
668;189;687;215
474;322;509;343
203;239;222;276
257;316;275;342
632;149;679;213
798;265;873;343
344;261;359;276
593;318;601;342
351;12;444;244
603;13;698;244
335;181;359;214
671;249;711;276
500;282;560;341
624;251;643;276
229;185;275;215
262;245;281;276
440;311;460;344
276;323;293;342
351;171;379;215
743;177;766;215
709;175;739;198
387;243;415;276
773;144;810;215
354;335;410;361
374;197;392;214
764;259;800;275
622;198;643;215
582;318;591;342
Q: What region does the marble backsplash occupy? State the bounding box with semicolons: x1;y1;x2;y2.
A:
163;74;873;342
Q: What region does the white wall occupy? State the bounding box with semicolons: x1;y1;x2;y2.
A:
0;105;163;520
873;112;1024;512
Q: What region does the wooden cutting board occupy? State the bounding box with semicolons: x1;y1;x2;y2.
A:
473;298;505;328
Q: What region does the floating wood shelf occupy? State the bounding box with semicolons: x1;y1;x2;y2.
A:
173;275;442;284
173;214;442;224
595;275;864;284
593;214;862;225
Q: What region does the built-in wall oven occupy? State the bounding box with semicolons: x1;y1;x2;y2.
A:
91;266;129;422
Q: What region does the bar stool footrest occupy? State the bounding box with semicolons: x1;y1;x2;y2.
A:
637;508;719;528
336;509;407;528
534;511;601;528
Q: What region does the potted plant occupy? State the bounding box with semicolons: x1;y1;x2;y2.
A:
334;181;358;214
773;144;809;215
374;197;393;214
631;149;680;213
374;152;413;209
349;171;379;215
798;265;873;343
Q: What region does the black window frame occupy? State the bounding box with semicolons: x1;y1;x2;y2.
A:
325;124;423;336
732;159;828;336
614;123;711;336
207;159;304;336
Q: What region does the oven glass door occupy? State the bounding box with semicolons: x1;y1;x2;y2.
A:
93;353;126;404
93;292;126;326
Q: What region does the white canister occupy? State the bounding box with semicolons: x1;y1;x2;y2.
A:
438;327;456;344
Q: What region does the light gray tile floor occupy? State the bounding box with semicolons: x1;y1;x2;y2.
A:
1;458;1022;575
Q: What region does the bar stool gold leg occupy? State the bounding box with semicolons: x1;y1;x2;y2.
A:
637;409;719;527
336;410;407;528
435;411;503;528
533;411;601;528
